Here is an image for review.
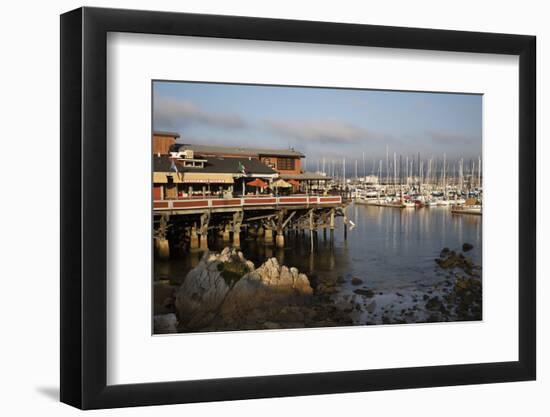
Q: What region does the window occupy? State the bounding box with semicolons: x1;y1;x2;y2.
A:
262;157;276;169
277;158;295;171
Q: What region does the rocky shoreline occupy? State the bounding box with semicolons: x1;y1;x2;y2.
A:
154;244;482;334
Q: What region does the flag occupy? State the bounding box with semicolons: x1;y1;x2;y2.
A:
237;161;246;175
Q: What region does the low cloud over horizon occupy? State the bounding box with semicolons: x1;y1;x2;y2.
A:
154;96;247;130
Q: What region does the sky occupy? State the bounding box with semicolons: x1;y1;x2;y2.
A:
153;81;482;174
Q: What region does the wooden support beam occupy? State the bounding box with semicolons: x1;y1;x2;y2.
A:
282;211;296;229
245;213;277;222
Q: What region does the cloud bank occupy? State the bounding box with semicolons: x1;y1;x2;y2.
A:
264;119;387;145
154;96;246;129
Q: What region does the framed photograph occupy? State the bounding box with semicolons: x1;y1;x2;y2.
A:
60;7;536;409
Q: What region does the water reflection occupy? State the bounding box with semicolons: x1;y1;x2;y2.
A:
155;203;482;292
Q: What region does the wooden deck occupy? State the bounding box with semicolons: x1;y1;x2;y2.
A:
153;195;343;215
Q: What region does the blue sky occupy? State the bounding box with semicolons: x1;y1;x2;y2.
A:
153;81;482;171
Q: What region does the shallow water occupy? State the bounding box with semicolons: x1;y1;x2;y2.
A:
154;203;482;294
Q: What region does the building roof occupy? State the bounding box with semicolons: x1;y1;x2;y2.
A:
175;143;304;158
153;155;277;176
153;131;180;138
280;172;332;181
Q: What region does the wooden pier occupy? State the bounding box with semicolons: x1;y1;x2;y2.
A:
153;194;348;257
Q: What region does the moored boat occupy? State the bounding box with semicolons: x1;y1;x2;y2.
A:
451;197;482;215
451;204;482;215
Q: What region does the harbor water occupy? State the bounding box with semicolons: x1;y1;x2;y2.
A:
155;203;482;294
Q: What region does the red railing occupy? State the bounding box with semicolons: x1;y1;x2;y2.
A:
153;194;342;211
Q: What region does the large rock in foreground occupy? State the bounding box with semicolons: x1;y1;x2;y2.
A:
220;258;312;321
175;248;312;330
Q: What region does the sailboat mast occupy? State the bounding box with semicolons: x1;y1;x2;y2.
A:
393;152;397;193
478;156;482;189
362;152;366;181
443;153;447;199
386;145;390;186
406;156;409;187
342;157;346;188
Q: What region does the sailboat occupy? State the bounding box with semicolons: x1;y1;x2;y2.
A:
451;197;482;215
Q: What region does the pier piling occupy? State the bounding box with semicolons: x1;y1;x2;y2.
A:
155;238;170;260
309;210;314;252
199;232;209;250
232;211;243;247
190;226;200;250
276;232;285;248
264;229;274;245
233;232;241;247
199;212;210;250
222;225;231;242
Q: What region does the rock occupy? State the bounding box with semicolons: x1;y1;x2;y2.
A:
425;296;442;311
455;277;471;291
153;313;178;334
366;300;377;313
440;247;450;256
245;260;255;272
462;243;474;252
351;277;363;285
277;306;306;322
218;255;313;323
354;288;375;298
279;265;294;287
175;251;232;329
316;283;337;296
436;256;457;269
294;273;313;295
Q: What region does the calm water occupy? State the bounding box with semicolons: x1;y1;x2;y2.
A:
155;203;482;291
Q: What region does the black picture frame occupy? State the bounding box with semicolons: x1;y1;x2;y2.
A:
60;6;536;410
